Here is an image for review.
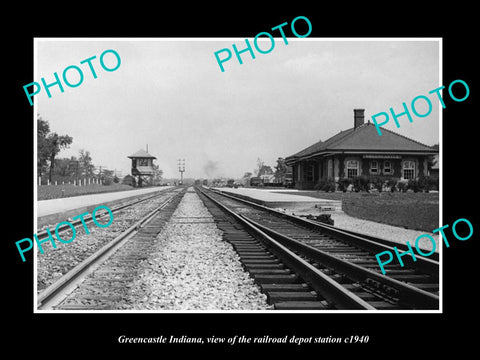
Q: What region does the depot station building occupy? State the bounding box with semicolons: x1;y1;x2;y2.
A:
285;109;439;190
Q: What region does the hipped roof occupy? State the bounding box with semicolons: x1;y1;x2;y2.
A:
127;149;157;159
286;122;437;162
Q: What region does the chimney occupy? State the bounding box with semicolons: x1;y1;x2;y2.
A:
354;108;365;129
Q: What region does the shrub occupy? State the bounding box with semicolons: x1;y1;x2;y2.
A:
122;175;136;186
386;179;397;192
418;176;439;192
326;182;336;192
337;178;352;192
103;177;113;186
369;176;386;192
429;176;439;191
352;175;370;192
314;181;324;191
315;179;336;192
407;179;420;192
397;181;408;192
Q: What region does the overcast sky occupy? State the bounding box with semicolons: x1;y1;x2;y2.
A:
35;38;440;179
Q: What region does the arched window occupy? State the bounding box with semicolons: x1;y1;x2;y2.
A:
370;160;379;174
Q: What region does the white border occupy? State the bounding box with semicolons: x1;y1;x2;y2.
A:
33;37;443;314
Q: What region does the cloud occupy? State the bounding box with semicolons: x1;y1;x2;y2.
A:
203;160;219;178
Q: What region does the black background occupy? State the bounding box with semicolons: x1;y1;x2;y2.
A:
5;3;477;355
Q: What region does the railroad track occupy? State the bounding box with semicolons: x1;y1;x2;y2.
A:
36;186;179;238
196;186;439;310
37;188;187;310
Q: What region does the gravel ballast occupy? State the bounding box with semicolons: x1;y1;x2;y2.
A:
36;191;181;292
270;203;439;254
127;188;271;310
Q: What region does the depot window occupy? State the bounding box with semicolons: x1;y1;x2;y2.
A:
304;164;315;182
347;160;359;178
403;161;415;180
383;161;392;174
370;160;379;174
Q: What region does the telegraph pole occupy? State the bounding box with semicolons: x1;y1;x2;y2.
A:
178;158;185;185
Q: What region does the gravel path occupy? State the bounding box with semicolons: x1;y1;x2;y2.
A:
330;212;440;253
127;188;271;310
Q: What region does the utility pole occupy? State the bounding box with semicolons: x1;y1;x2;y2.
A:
178;158;185;185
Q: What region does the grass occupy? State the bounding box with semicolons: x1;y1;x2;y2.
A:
273;190;439;232
37;183;135;200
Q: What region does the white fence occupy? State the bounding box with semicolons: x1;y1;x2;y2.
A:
38;176;103;186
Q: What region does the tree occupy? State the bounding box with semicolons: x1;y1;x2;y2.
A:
53;157;78;178
258;165;273;176
152;164;163;185
37;115;73;182
79;149;94;178
274;157;287;183
256;158;265;177
241;171;253;186
101;169;114;185
242;171;252;180
66;156;80;179
38;116;51;177
49;134;73;182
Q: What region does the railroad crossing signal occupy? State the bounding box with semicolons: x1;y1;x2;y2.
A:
178;158;185;185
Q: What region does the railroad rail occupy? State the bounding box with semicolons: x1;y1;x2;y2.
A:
197;186;440;310
36;186;178;238
37;188;187;310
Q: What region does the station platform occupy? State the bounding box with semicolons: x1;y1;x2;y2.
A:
214;187;342;214
37;186;174;228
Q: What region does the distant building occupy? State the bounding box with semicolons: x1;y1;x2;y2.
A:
250;177;262;187
285;109;438;190
127;149;157;187
258;165;275;184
